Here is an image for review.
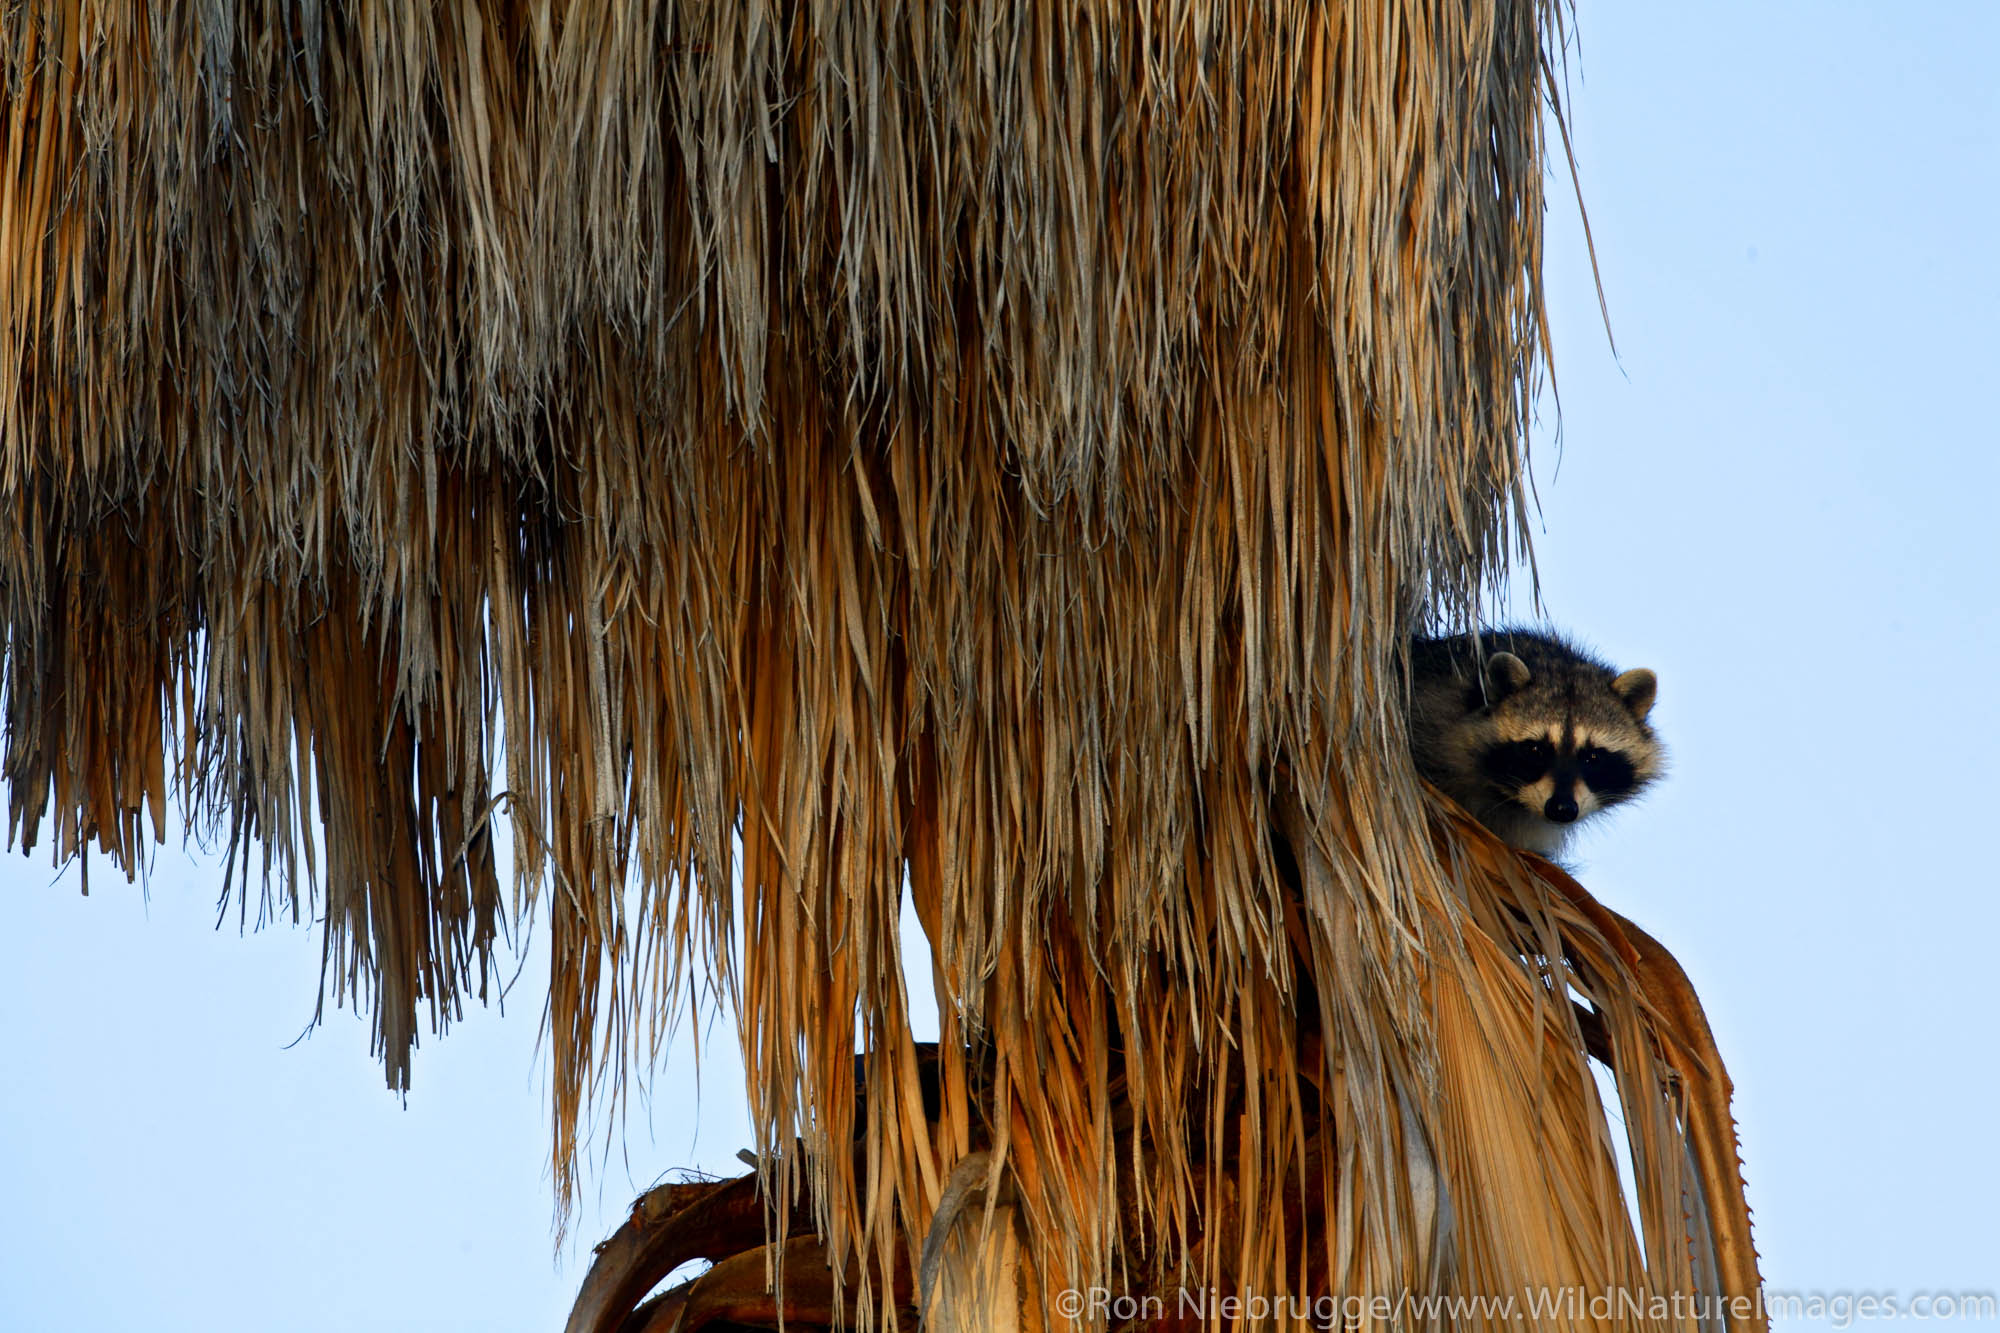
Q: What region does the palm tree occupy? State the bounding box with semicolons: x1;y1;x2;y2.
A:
2;2;1758;1328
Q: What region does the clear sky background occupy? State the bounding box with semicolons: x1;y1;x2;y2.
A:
4;3;1996;1329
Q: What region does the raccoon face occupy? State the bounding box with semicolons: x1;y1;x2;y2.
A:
1469;652;1661;854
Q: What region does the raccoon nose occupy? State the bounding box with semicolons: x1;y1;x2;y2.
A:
1544;793;1579;823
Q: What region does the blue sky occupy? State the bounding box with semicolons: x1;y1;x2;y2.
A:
4;3;1996;1328
1510;0;2000;1314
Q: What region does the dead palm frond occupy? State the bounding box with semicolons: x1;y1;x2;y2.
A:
564;823;1758;1331
2;2;1758;1327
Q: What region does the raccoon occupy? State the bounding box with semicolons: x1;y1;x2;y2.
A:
1407;629;1663;857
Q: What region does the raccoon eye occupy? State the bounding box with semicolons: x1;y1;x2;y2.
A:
1578;746;1638;797
1480;739;1553;787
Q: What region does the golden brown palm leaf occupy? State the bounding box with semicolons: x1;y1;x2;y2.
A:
563;810;1759;1331
1;1;1759;1327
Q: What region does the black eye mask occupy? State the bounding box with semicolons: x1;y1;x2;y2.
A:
1479;739;1553;788
1577;746;1638;798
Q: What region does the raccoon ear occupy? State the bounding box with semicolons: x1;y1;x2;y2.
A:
1484;652;1532;703
1612;667;1658;721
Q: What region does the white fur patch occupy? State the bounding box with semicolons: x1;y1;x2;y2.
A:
1514;817;1569;856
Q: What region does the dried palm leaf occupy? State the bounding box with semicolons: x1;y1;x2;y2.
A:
2;1;1758;1327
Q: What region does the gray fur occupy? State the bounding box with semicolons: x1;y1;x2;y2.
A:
1407;629;1665;857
